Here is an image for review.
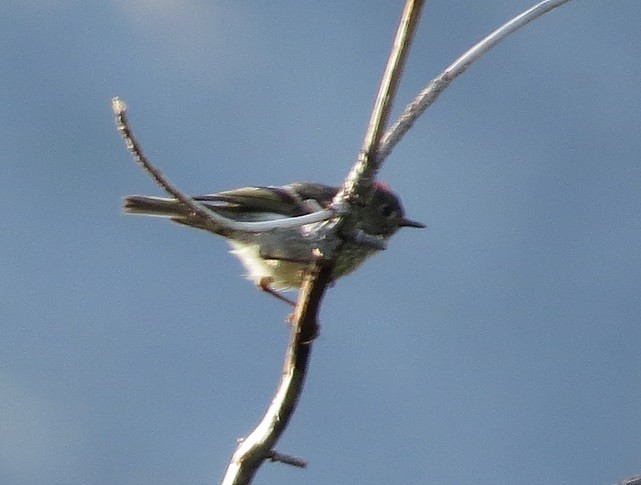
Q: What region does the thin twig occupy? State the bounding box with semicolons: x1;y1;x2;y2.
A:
377;0;572;163
268;451;307;469
112;97;337;234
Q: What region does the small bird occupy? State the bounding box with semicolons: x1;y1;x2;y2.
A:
123;182;424;303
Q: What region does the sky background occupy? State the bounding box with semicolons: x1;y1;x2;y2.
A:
2;1;640;484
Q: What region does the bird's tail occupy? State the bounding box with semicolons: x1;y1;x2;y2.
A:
123;195;230;235
123;196;187;218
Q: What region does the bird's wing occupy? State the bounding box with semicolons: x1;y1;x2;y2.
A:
193;184;337;217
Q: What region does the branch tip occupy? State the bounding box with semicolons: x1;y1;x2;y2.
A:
343;229;387;251
113;99;337;235
111;96;127;115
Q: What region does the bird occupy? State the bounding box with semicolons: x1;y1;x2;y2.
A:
123;182;424;303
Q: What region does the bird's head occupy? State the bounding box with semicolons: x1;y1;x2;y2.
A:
361;182;425;238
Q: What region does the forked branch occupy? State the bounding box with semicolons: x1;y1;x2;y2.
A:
337;0;425;206
378;0;572;163
222;2;425;482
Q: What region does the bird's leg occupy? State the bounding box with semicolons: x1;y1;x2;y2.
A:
258;277;296;306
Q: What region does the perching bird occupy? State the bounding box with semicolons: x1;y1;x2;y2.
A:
124;182;424;302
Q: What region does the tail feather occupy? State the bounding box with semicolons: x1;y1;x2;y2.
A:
123;196;187;218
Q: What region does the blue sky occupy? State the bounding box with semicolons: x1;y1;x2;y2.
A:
2;1;640;484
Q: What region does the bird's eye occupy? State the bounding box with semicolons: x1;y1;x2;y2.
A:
381;204;396;218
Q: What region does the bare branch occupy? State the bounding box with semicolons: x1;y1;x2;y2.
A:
377;0;572;163
221;259;333;485
112;97;337;233
338;0;425;205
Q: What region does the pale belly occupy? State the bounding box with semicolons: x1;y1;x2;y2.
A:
228;241;375;291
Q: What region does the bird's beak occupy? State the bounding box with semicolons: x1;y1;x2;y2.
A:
400;217;426;229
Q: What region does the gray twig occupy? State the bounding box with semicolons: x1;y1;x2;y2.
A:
112;98;337;234
268;451;307;469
